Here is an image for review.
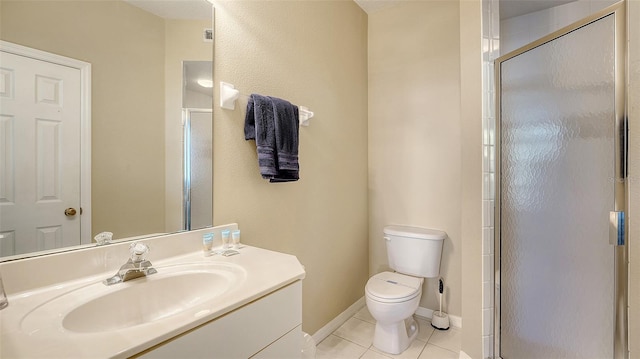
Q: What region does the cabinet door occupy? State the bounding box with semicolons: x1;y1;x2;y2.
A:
251;325;302;359
137;281;302;358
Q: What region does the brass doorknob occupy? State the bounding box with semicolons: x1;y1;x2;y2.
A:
65;208;77;216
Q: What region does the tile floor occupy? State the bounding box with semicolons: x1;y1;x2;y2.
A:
316;306;461;359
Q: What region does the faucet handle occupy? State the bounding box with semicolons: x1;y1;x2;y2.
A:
129;242;149;262
94;231;113;245
0;273;8;310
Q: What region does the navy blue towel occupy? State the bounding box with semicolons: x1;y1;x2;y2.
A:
245;94;299;182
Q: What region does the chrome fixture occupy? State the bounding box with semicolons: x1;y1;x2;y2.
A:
103;242;157;285
94;231;113;246
0;272;8;310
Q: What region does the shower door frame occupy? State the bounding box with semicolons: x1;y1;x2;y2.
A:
182;107;213;231
493;2;628;358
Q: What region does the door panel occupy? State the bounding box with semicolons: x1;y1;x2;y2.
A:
498;13;617;358
188;110;212;230
0;51;81;256
182;109;212;231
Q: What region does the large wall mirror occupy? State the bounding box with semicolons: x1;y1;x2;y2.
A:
0;0;214;260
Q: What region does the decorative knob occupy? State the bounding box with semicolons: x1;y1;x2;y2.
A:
64;208;77;216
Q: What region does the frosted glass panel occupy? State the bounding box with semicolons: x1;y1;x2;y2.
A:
500;15;615;358
188;111;213;230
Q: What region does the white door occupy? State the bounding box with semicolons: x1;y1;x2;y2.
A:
0;51;82;256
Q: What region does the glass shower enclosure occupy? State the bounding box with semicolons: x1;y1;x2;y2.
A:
182;61;213;231
495;2;627;357
183;108;213;230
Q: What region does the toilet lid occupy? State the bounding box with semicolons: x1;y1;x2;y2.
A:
366;272;422;302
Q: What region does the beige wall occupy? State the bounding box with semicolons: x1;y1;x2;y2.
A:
460;0;484;357
368;1;463;317
212;0;369;334
164;19;213;233
1;1;166;239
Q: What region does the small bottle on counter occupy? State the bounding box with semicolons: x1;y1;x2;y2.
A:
202;233;214;256
232;230;241;249
221;230;231;249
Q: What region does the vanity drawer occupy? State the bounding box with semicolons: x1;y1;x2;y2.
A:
137;280;302;358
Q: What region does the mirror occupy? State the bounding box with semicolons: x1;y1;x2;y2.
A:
0;0;214;260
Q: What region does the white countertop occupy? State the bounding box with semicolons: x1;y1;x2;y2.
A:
0;232;305;358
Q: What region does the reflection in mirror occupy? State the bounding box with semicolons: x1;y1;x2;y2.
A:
0;0;214;260
182;61;213;231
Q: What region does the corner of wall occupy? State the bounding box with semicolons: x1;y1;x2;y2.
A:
459;0;485;358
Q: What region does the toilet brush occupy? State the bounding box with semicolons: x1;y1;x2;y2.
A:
431;278;450;330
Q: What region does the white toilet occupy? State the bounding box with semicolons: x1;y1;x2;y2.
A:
365;225;446;355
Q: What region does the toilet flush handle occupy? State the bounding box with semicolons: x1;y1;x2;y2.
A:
384;236;391;241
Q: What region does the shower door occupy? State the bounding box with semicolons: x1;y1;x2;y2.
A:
183;108;213;231
496;3;627;358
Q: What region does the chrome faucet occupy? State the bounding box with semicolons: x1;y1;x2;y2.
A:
103;242;157;285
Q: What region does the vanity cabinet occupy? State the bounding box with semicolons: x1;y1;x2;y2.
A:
137;280;302;359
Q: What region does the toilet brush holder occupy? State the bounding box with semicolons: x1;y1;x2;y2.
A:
431;277;449;330
431;311;450;330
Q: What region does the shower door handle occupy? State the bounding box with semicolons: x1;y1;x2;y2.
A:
610;113;626;246
609;211;625;246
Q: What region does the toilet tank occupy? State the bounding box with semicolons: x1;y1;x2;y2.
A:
384;225;446;278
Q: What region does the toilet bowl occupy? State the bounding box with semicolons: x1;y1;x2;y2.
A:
365;225;446;355
365;271;423;354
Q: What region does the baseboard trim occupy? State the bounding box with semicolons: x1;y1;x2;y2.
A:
311;296;366;344
311;297;464;346
415;306;463;329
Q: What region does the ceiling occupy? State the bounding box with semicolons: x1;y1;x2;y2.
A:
128;0;577;22
500;0;576;19
123;0;212;20
354;0;578;19
353;0;402;14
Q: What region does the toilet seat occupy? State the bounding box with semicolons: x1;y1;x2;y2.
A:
365;272;422;303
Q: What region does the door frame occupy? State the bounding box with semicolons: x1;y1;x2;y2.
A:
1;40;92;245
182;108;213;231
493;2;628;358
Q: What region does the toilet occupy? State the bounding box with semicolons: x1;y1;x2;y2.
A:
365;225;446;355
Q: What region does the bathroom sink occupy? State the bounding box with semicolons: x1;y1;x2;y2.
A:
63;271;230;332
20;262;245;334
